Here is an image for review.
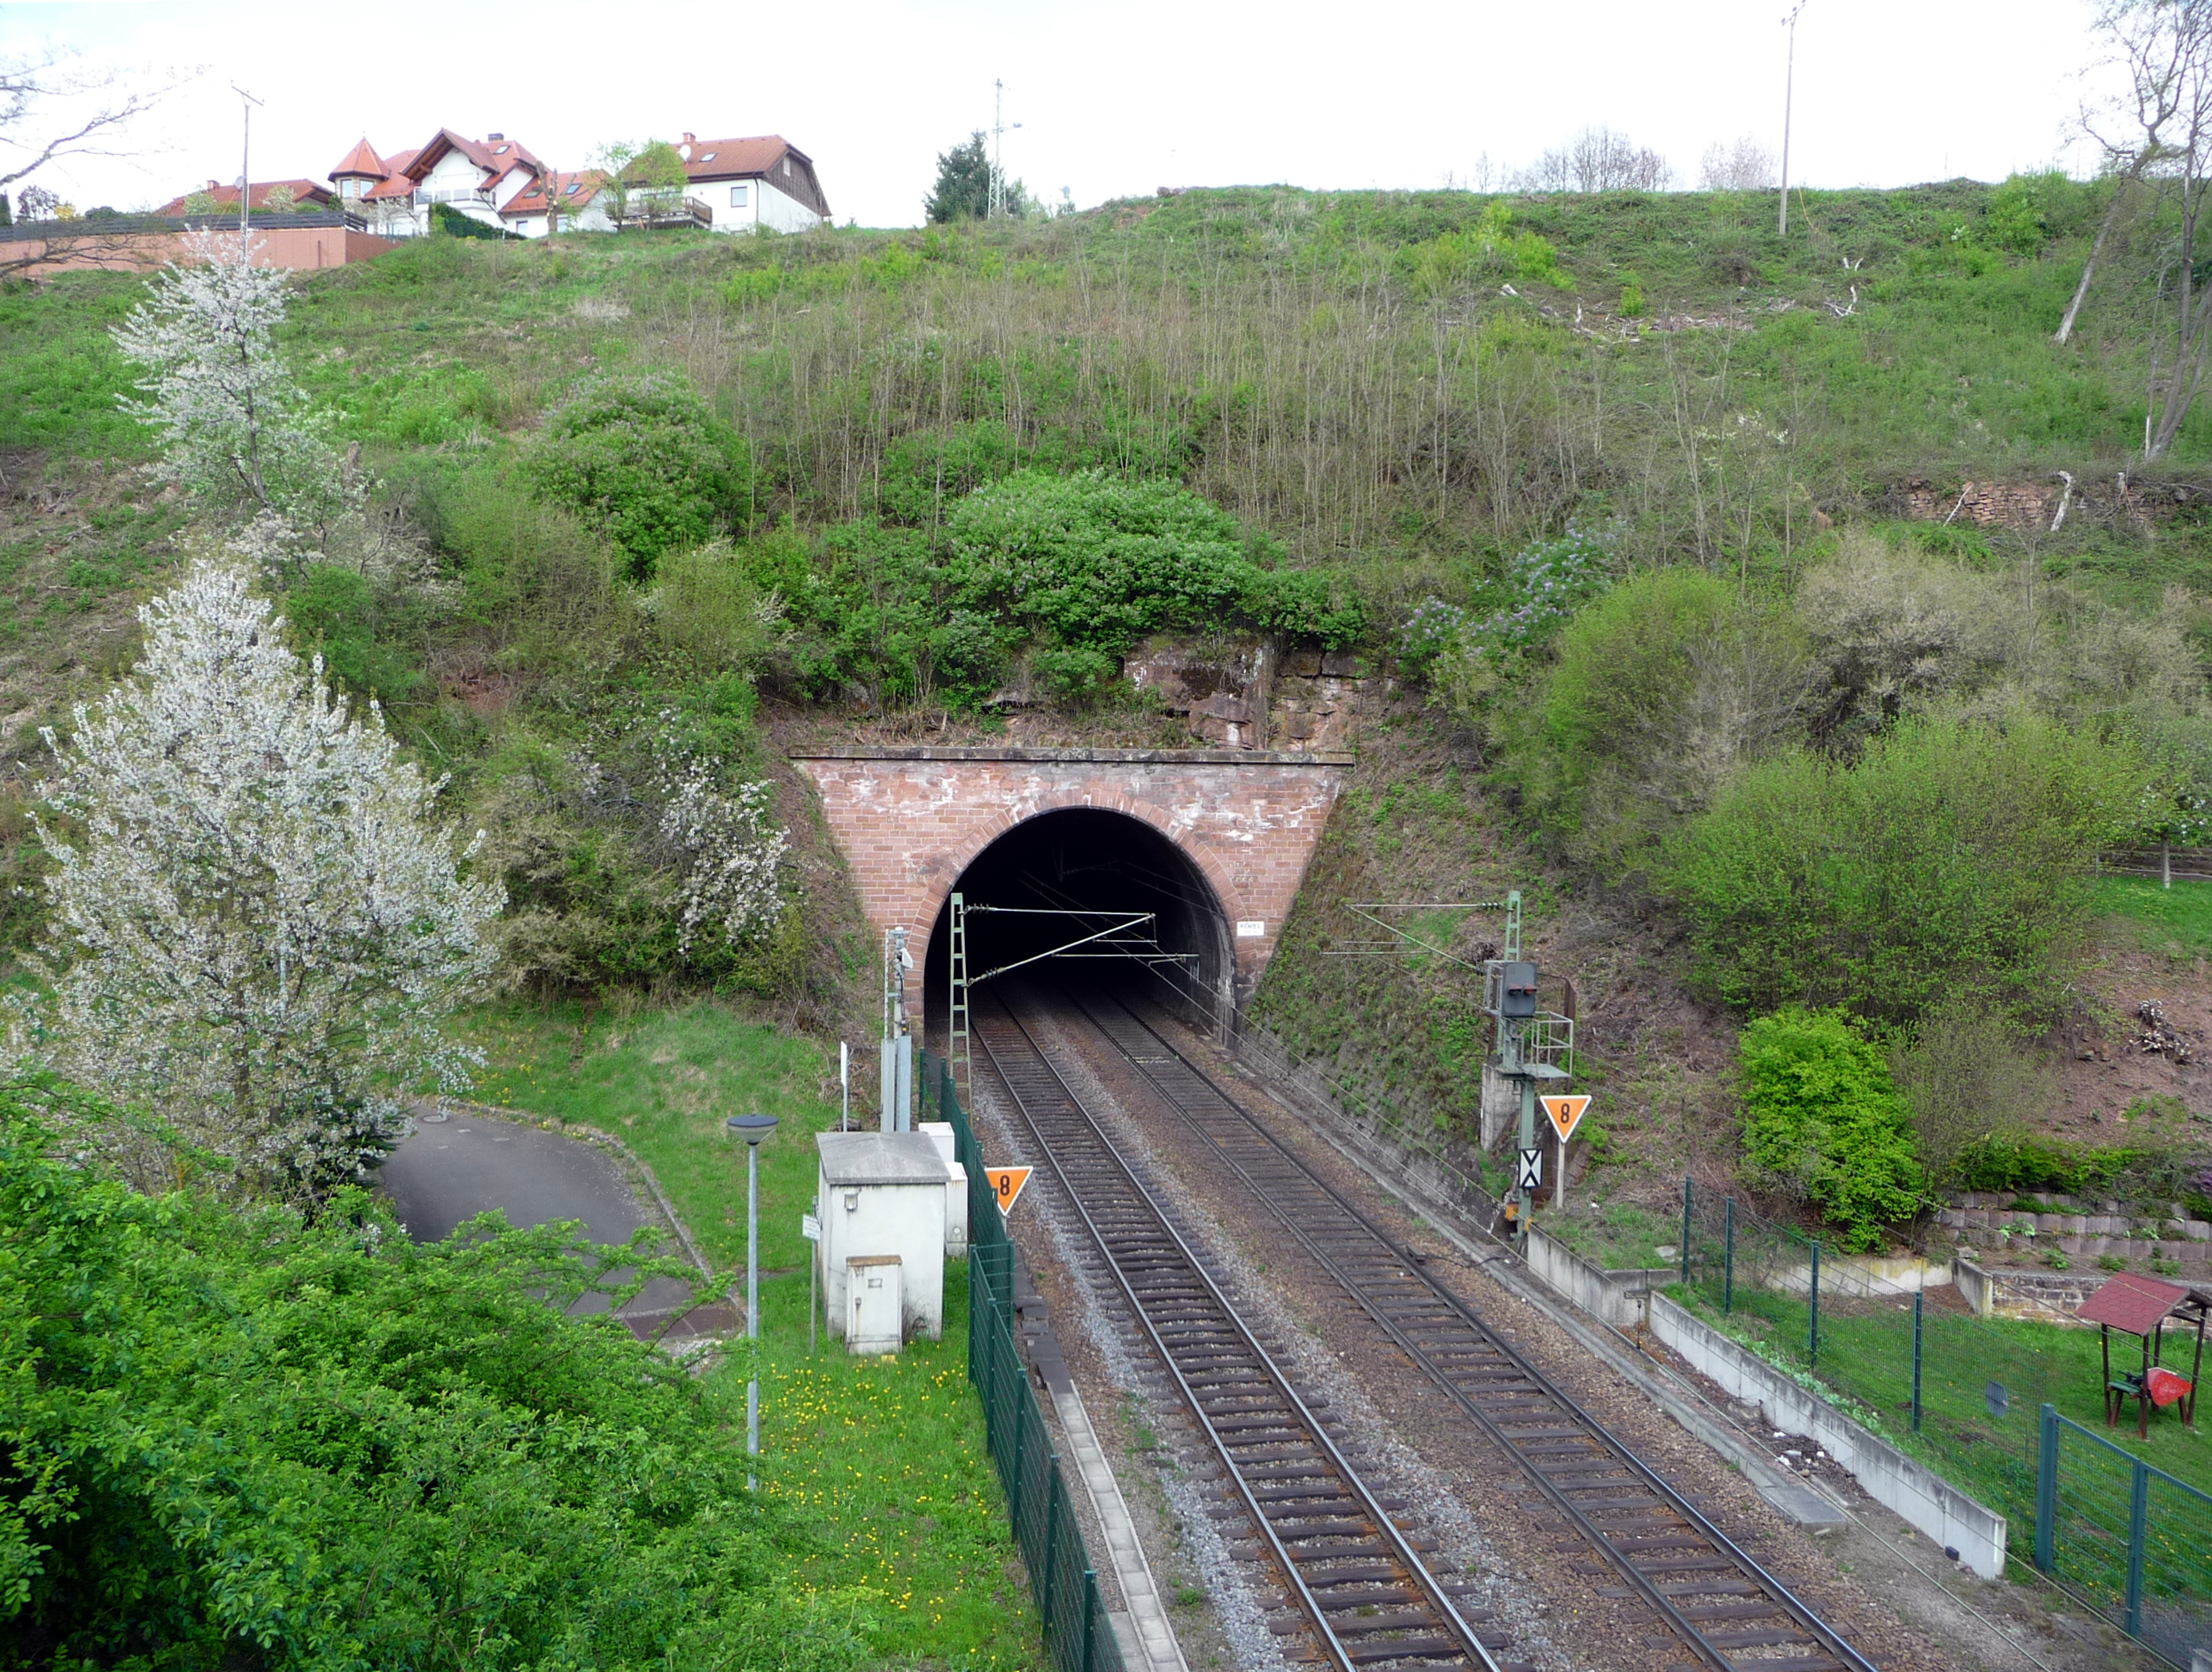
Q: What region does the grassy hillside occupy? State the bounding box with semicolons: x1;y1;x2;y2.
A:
5;180;2209;1238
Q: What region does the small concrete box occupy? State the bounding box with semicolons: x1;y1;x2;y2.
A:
847;1255;903;1354
918;1121;970;1258
817;1132;948;1349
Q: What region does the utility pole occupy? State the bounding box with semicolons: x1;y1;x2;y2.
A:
232;83;263;245
1779;2;1810;238
988;79;1022;220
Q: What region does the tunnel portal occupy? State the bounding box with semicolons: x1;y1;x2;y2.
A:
791;746;1354;1037
923;807;1231;1035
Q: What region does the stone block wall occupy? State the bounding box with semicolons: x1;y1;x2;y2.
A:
1123;637;1393;753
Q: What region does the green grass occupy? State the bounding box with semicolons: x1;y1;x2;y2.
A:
1538;1202;1678;1271
451;996;1047;1669
450;996;845;1271
2092;874;2212;958
743;1268;1045;1670
1687;1285;2212;1544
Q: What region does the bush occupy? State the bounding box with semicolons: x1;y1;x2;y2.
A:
646;538;785;676
945;469;1259;657
284;564;425;704
1795;536;2019;743
1513;564;1808;870
1889;999;2060;1185
1737;1007;1926;1250
525;373;755;579
0;1076;862;1671
1664;713;2141;1028
421;466;628;665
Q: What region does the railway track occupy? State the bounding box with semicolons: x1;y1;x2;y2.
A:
1054;982;1881;1672
970;991;1523;1672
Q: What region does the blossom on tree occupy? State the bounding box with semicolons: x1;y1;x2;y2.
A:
651;714;790;956
111;228;351;553
18;556;504;1198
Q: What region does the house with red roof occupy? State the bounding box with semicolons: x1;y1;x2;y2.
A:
325;128;827;239
328;129;549;238
497;171;614;238
155;178;335;216
669;134;829;233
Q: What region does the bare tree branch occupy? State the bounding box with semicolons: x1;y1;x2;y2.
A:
0;43;191;196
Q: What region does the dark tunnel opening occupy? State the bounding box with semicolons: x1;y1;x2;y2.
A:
923;808;1231;1046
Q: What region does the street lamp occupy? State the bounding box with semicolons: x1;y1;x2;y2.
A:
728;1113;779;1486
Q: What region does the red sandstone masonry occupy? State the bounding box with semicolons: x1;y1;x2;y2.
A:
791;746;1351;1025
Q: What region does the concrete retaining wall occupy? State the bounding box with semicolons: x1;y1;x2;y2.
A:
1953;1256;2112;1322
1648;1294;2009;1578
1525;1225;1671;1328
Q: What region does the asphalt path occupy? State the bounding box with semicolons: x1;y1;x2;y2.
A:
378;1115;700;1320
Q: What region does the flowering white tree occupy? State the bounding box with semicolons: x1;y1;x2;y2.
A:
651;714;790;957
111;228;351;556
18;556;504;1199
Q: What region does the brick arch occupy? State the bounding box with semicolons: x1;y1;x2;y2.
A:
919;791;1241;946
791;746;1352;1027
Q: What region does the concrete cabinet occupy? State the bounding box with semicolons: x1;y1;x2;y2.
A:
816;1131;952;1350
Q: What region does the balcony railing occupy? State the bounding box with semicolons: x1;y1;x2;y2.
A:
618;194;713;231
412;187;492;207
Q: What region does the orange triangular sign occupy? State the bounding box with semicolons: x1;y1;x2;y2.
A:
1541;1095;1592;1142
986;1167;1033;1216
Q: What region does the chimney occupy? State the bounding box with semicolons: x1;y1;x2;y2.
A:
207;179;219;191
487;132;504;141
682;132;695;144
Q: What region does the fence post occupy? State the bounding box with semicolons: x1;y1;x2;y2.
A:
1083;1569;1099;1672
2127;1457;2148;1637
1723;1197;1734;1315
1680;1175;1693;1287
1043;1466;1063;1641
1911;1289;1924;1434
1808;1240;1820;1370
2036;1404;2058;1574
1011;1365;1029;1551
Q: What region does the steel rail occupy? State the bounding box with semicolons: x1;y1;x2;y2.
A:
1068;984;1881;1672
971;992;1507;1672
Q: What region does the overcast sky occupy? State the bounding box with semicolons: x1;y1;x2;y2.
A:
3;0;2112;227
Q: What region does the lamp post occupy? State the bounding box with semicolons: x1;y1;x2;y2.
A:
728;1113;779;1486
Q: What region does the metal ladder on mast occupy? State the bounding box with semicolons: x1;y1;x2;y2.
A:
948;891;972;1098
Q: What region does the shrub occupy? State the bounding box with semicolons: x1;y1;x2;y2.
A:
1513;564;1809;870
1795;536;2020;743
646;538;785;675
1889;999;2059;1185
945;469;1258;657
419;466;628;665
524;374;754;579
0;1076;861;1671
284;563;424;703
1663;713;2141;1027
1737;1007;1925;1250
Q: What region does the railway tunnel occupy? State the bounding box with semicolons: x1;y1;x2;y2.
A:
920;805;1234;1038
791;744;1354;1038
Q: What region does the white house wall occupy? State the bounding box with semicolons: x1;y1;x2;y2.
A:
758;173;819;232
689;171;821;235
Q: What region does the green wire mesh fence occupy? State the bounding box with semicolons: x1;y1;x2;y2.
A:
2037;1407;2212;1665
924;1048;1125;1672
1677;1179;2212;1664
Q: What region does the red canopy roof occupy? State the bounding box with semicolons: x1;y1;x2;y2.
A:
2080;1271;2193;1335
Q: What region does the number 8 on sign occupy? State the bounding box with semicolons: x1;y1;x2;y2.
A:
985;1166;1032;1216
